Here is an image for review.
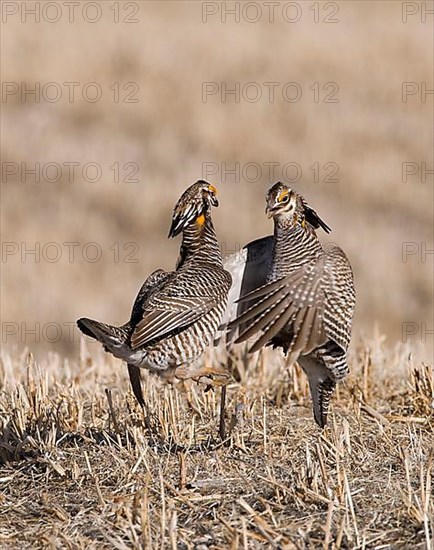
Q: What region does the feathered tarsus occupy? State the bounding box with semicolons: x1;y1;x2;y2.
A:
77;180;232;411
227;183;355;427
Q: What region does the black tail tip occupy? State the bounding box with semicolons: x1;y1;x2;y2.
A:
76;317;87;330
76;317;96;339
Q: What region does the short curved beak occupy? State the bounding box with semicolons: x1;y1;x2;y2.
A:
265;204;276;218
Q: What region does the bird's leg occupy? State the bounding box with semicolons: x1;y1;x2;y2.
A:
175;362;231;442
218;347;238;444
176;363;230;386
180;379;202;415
219;384;227;442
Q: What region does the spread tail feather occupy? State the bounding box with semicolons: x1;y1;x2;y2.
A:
77;318;145;408
76;317;126;351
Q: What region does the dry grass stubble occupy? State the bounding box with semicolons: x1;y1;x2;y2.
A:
0;337;433;549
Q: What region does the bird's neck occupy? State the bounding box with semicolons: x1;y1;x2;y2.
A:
268;219;323;281
177;212;222;268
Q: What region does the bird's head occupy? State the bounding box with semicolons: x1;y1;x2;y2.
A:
265;182;331;233
168;180;219;238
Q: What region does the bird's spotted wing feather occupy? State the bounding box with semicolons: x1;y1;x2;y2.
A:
229;259;327;357
230;245;355;358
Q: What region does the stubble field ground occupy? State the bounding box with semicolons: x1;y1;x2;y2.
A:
1;336;433;548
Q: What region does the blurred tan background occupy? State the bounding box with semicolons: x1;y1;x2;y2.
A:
1;1;433;363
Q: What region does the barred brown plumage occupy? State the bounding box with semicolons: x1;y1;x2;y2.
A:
77;180;232;415
227;182;356;428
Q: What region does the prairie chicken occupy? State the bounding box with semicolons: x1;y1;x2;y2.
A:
77;181;232;410
227;182;355;427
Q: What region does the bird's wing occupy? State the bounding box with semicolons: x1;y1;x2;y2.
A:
229;245;355;358
129;269;173;326
130;264;231;349
230;258;327;357
215;236;273;345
